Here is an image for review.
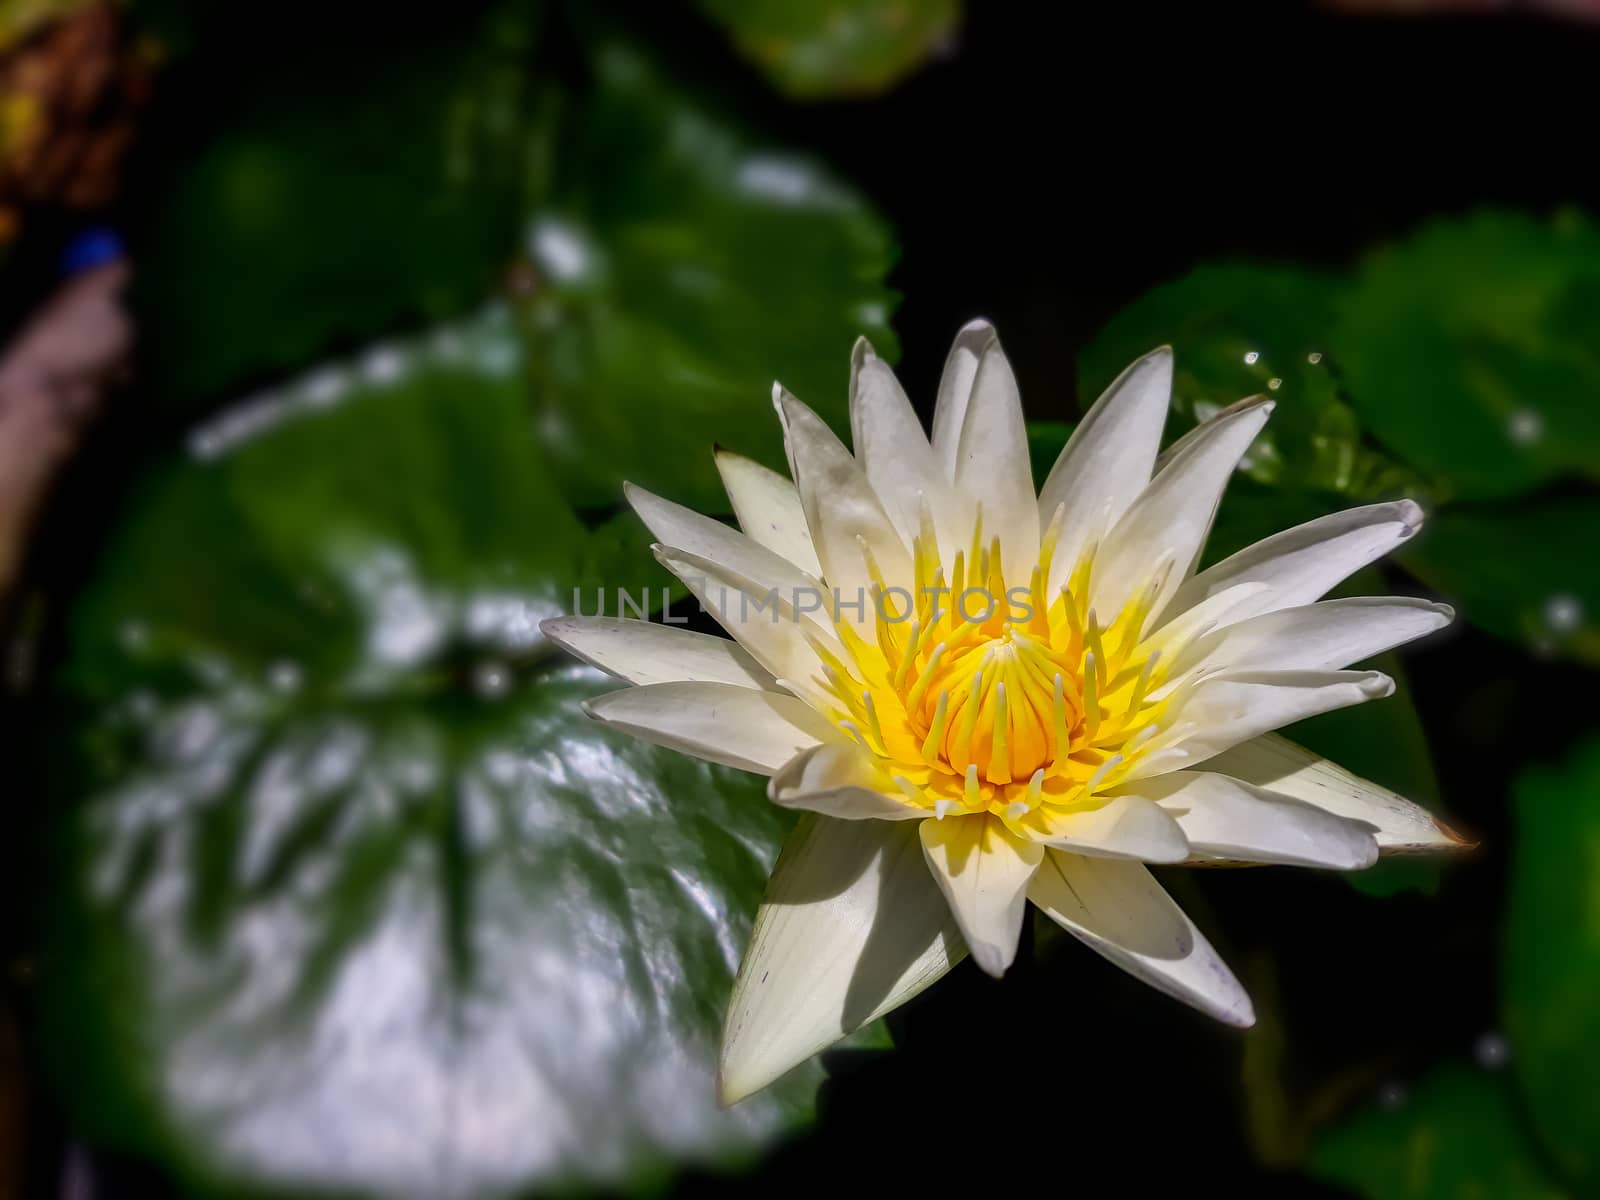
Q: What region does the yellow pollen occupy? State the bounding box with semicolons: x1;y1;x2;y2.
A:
818;516;1179;820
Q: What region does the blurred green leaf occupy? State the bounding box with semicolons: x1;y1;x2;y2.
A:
1077;263;1414;499
1310;1065;1564;1199
696;0;959;98
133;4;539;413
1398;498;1600;667
519;44;898;511
31;319;816;1196
1334;210;1600;501
135;10;900;500
1504;737;1600;1189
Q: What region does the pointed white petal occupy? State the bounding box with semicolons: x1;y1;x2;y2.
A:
1040;347;1171;580
774;387;912;626
1167;596;1454;683
1160;499;1425;629
627;481;820;601
1092;398;1273;623
1141;669;1394;776
929;319;997;482
1203;733;1469;854
1028;851;1254;1027
714;447;822;577
654;545;836;708
848;340;956;549
1120;770;1379;869
919;814;1043;977
768;743;927;821
1026;794;1190;863
1138;581;1272;668
540;616;775;689
952;341;1039;582
720;815;964;1103
583;681;843;775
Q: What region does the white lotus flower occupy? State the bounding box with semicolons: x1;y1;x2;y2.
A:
542;322;1463;1104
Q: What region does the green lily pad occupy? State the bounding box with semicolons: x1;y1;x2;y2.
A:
29;320;817;1196
696;0;960;98
518;43;898;511
1310;1065;1564;1199
1504;737;1600;1188
1334;210;1600;501
134;7;900;504
1398;497;1600;667
1077;262;1414;499
132;3;539;414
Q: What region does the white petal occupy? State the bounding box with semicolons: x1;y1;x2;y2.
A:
583;681;843;775
929;318;997;482
774;387;912;626
714;447;823;577
1091;398;1273;623
1027;794;1190;862
1143;669;1394;776
1167;596;1454;683
952;340;1039;582
627;481;820;601
768;743;927;821
540;616;775;689
1203;733;1469;854
919;814;1043;977
1159;499;1425;629
720;815;964;1103
848;339;957;550
653;545;836;708
1040;346;1171;582
1138;581;1272;666
1119;770;1379;869
1028;851;1254;1027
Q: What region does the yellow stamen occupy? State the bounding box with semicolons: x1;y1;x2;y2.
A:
813;504;1182;830
989;681;1012;785
921;691;950;765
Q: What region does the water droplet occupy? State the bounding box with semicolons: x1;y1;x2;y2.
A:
120;620;149;651
1243;351;1260;365
1508;408;1544;446
1307;351;1323;365
1267;377;1283;391
1545;593;1583;634
1377;1081;1407;1110
1475;1031;1510;1069
474;661;510;699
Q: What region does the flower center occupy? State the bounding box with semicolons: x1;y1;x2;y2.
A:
812;509;1189;821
